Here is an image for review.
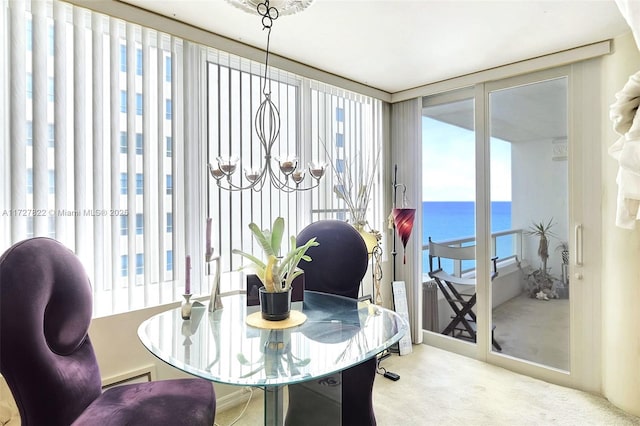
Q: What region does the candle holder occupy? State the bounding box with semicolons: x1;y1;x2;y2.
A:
208;255;224;312
181;294;193;319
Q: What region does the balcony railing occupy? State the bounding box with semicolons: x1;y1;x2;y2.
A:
423;229;523;277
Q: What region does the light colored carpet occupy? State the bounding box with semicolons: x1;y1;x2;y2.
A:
214;344;639;426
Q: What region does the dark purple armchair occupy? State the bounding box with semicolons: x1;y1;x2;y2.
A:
285;220;377;426
0;238;215;426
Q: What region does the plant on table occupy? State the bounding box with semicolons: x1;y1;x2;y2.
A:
232;217;318;293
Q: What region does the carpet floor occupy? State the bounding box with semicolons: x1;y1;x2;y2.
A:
214;344;639;426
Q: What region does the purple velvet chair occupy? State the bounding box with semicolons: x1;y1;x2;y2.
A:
286;220;377;426
0;237;215;426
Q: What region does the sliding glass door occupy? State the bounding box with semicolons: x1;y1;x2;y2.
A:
488;76;570;371
422;89;478;354
420;65;601;387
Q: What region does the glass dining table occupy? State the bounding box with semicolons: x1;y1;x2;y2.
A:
138;289;408;426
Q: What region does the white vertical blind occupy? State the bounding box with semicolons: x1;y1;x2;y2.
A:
9;0;27;241
390;98;423;344
2;0;386;317
2;0;187;317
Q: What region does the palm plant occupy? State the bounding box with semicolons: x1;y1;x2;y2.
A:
524;218;558;297
525;218;557;273
232;217;319;293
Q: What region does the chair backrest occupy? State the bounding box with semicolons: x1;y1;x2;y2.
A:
296;220;368;299
428;238;476;272
0;238;102;426
289;222;376;426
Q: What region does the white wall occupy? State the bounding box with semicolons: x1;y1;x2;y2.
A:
600;32;640;417
512;137;569;279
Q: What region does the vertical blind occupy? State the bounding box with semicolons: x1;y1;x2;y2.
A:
1;0;384;317
2;0;183;316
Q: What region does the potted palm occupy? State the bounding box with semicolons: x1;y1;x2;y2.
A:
233;217;318;320
524;218;558;299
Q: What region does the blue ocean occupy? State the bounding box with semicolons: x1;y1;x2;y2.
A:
421;201;512;272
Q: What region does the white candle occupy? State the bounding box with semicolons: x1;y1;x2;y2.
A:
206;218;212;256
185;255;191;294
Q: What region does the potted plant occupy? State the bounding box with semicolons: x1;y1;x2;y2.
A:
233;217;318;320
524;218;559;299
556;241;569;265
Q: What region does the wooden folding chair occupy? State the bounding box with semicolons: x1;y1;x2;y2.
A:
428;237;502;351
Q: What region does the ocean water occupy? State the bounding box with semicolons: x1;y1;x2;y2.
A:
422;201;512;272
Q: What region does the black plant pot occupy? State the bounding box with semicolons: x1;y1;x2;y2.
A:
259;287;291;321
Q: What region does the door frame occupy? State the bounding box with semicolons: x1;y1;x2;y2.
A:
421;63;602;392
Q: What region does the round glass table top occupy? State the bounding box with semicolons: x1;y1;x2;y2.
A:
138;291;408;387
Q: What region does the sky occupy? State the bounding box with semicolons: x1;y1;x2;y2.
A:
422;116;512;202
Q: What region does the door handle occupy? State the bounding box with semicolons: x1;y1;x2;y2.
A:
575;224;583;266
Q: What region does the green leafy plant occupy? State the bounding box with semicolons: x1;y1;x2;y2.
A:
232;217;319;293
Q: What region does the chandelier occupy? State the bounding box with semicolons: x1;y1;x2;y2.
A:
209;0;324;192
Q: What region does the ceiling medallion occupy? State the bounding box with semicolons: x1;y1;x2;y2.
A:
225;0;314;16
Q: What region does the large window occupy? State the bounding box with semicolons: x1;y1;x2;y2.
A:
206;61;383;273
1;0;383;317
2;0;176;316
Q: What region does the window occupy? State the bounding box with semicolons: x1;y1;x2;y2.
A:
120;45;127;72
166;174;172;195
206;64;383;273
166;250;173;271
136;48;143;76
136;173;143;195
3;0;381;318
120;132;127;153
121;255;128;277
165;99;172;120
120;173;128;195
136;253;144;275
120;90;127;113
165;56;172;82
136;213;143;235
136;93;143;116
136;133;143;155
120;216;128;236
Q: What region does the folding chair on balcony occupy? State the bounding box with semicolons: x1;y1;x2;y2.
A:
428;237;502;351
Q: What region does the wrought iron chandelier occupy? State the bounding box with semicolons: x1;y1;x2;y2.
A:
209;0;324;192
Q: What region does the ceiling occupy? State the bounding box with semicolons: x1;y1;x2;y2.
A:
120;0;630;94
424;77;568;142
